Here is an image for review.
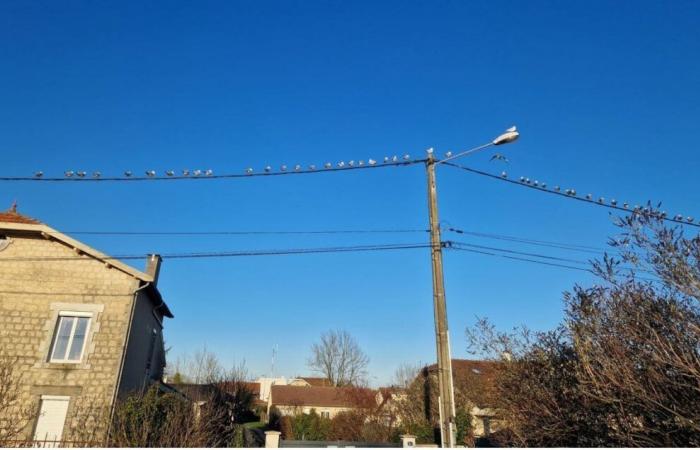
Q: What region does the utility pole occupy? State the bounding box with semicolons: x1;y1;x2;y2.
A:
425;150;456;448
422;127;519;448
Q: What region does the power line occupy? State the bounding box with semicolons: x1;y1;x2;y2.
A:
62;228;429;236
445;242;660;283
449;245;593;273
444;227;607;254
442;162;700;229
2;158;426;182
448;241;591;266
0;242;437;262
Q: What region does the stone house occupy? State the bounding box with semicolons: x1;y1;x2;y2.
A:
0;207;173;444
268;385;379;420
420;359;501;439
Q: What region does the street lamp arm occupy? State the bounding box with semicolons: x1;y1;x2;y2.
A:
434;142;494;165
434;126;519;165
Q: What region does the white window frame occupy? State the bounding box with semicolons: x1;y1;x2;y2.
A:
49;312;92;364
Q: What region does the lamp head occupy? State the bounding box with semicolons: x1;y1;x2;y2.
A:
493;126;519;146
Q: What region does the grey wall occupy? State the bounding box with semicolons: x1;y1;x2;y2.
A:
117;289;167;397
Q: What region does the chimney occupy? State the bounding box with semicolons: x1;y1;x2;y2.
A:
146;254;162;286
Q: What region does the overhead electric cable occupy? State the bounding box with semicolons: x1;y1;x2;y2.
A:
443;161;700;229
444;227;607;254
449;245;593;273
62;228;430;236
0;242;437;262
448;245;660;282
3;158;426;182
449;241;591;266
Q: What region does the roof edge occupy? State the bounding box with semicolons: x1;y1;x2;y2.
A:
0;221;154;282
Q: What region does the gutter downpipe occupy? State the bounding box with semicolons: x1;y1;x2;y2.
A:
106;281;151;444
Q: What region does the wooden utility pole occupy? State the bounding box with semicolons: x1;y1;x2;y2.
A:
425;150;456;448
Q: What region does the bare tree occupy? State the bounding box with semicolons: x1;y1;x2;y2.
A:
0;350;34;445
307;330;369;387
169;346;225;384
465;209;700;447
391;362;422;389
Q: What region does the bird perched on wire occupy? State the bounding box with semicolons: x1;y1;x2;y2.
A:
490;153;509;163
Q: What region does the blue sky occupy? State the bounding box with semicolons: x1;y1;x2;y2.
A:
2;0;699;385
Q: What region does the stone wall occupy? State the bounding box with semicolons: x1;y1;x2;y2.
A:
0;232;138;442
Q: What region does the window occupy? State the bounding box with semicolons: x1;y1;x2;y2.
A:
34;396;70;445
321;411;330;419
49;313;91;363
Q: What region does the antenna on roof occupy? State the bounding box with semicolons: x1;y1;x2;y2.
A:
9;200;17;213
271;344;278;378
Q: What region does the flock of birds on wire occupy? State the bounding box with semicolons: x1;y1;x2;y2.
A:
498;171;694;224
30;154;416;180
25;149;696;225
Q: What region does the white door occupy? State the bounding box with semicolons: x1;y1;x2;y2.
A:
33;396;69;446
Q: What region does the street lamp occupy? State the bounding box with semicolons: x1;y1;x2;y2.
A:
425;126;520;448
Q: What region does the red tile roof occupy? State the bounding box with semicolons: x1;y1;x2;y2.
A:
424;359;500;407
271;385;377;409
0;210;41;224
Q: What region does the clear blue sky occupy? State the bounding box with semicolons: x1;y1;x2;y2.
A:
2;0;699;385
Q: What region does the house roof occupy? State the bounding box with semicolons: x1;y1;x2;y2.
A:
425;359;498;379
424;359;499;407
0;209;41;224
298;377;332;387
271;385;377;409
0;207;173;318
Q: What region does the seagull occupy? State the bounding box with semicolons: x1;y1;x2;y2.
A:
166;170;175;176
245;168;253;174
182;169;190;176
124;171;132;177
34;171;43;178
368;159;376;165
146;170;156;177
490;153;509;163
309;164;316;170
205;169;213;176
324;162;332;169
65;171;74;178
193;169;202;176
92;171;101;178
77;171;86;178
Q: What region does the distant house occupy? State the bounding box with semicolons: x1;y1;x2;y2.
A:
288;377;332;387
269;385;378;420
420;359;501;438
0;206;173;444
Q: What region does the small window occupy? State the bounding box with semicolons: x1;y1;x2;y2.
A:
49;313;91;363
321;411;330;419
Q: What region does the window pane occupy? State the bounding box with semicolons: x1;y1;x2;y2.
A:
67;317;89;361
51;317;74;360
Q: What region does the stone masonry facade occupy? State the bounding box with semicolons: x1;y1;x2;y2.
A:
0;231;139;442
